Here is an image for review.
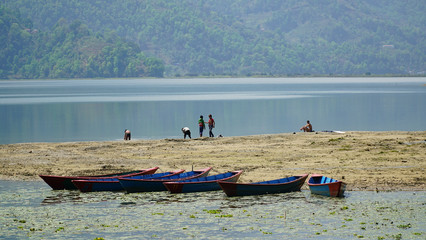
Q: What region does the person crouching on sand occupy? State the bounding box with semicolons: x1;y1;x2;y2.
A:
124;129;131;140
182;127;191;139
300;120;313;132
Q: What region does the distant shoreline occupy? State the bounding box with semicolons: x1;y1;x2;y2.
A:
2;74;426;81
1;131;425;191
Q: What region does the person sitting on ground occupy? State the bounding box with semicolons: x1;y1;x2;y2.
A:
300;120;313;132
182;127;191;139
124;129;131;140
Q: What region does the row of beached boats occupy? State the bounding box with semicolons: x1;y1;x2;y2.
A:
39;167;346;197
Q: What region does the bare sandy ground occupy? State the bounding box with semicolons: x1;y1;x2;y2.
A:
0;131;424;191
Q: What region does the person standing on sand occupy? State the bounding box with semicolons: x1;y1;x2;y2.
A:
124;129;131;140
300;120;313;132
198;115;205;137
182;127;191;139
208;114;215;137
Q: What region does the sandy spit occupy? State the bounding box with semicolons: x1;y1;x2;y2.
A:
0;131;425;191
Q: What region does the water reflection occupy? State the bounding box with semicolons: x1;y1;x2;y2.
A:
42;191;83;205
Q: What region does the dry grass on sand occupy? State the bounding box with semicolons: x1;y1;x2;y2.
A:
0;131;425;191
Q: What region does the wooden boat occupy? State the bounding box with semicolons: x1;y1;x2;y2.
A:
72;169;185;192
164;170;243;193
307;174;346;197
119;167;212;193
39;167;159;190
218;174;308;197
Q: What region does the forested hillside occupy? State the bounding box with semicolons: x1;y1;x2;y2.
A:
1;0;425;78
0;6;164;79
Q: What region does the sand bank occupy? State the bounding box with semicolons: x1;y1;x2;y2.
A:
1;131;425;191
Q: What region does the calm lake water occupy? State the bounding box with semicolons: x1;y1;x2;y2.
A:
0;77;425;144
0;181;424;239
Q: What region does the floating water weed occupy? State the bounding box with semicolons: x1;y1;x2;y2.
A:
152;213;164;216
189;215;196;218
203;209;221;214
216;214;233;218
396;223;411;229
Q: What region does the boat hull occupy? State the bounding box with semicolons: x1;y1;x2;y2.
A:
120;167;212;193
308;175;346;197
218;174;308;197
39;167;158;190
72;169;185;192
164;171;243;193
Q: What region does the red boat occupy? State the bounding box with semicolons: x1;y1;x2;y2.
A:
39;167;159;190
164;170;243;193
119;167;212;193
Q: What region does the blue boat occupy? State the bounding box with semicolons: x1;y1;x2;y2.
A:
119;167;212;193
163;170;243;193
218;174;308;197
308;174;346;197
72;169;184;192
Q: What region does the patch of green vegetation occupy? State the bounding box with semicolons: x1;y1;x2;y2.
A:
203;209;222;214
189;215;196;218
386;233;402;240
397;223;411;229
329;137;344;142
339;145;352;151
216;214;233;218
152;213;164;215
